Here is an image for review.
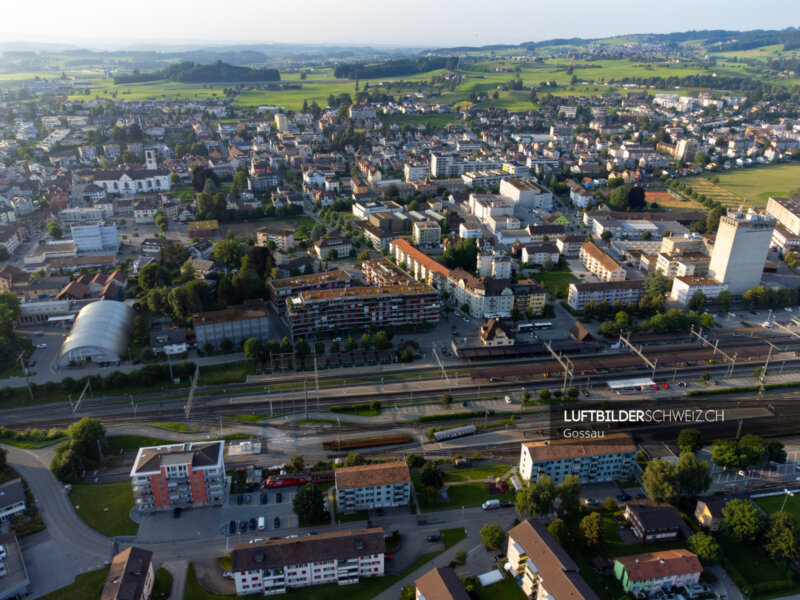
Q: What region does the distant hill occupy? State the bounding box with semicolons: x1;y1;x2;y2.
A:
113;60;280;84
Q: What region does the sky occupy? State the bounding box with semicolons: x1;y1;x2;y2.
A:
2;0;798;49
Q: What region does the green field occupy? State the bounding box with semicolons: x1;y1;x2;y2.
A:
441;526;467;549
533;270;579;298
444;463;511;483
38;568;110;600
68;482;138;537
754;493;800;522
414;478;515;512
474;576;527;600
717;531;800;596
686;163;800;209
153;568;174;600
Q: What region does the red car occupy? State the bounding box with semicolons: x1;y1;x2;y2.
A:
662;383;669;389
385;554;393;561
650;384;658;390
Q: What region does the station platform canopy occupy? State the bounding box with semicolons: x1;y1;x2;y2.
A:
607;377;655;390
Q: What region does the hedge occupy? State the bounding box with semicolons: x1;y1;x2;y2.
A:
688;381;800;397
417;410;495;423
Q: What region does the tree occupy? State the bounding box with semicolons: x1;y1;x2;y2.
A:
689;290;707;312
243;337;262;359
288;455;305;473
442;238;479;273
722;498;764;543
644;269;670;297
441;392;452;407
694;150;708;165
421;461;444;489
579;512;603;549
357;250;371;264
280;336;293;354
678;429;703;454
641;459;678;503
360;333;372;350
454;549;467;566
479;523;505;550
406;454;425;468
764;512;800;560
161;242;191;266
608;185;629;210
326;249;339;261
716;290;733;313
538;389;551;402
516;475;556;518
767;440;787;464
68;417;106;457
547;518;569;544
0;447;6;470
154;212;168;232
557;474;582;517
295;338;310;358
214;239;245;270
343;452;366;467
399;584;415;600
700;371;711;385
292;483;326;524
345;336;357;352
137;262;171;291
743;285;769;309
603;497;618;512
687;531;722;564
676;451;711;498
47;221;62;239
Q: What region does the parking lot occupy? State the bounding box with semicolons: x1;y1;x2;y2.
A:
220;489;303;540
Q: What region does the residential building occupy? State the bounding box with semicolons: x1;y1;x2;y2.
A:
335;461;411;511
766;196;800;236
579;242;626;282
693;498;728;531
133;198;159;223
314;235;353;260
519;433;637;484
623;501;683;543
499;178;553;210
0;479;25;522
70;222;119;254
669;276;728;306
232;528;385;595
556;235;585;257
149;319;187;355
512;279;546;315
0;533;29;600
567;280;645;311
141;237;171;257
257;224;294;250
349;104;377;120
361;257;415;286
100;547;154;600
613;550;702;595
479;318;515;346
268;270;352;313
130;440;226;512
391;238;452;288
507;520;598;600
415;567;469;600
447;269;513;319
286;284;439;339
521;243;559;266
707;208;774;295
413;220;441;247
194;300;270;349
404;162;428;182
362;225;395;251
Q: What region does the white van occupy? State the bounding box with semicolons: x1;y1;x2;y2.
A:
482;499;500;510
257;516;265;531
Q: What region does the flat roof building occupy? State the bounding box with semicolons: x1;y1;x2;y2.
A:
267;270;352;313
56;300;135;367
194;299;270;349
0;533;29;600
708;208;774;295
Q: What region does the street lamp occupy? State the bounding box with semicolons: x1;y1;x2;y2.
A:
780;489;794;513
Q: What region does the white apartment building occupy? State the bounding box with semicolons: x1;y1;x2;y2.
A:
447;268;514;318
499;178;554;210
232;529;385;595
335;462;411;511
404;162;428;182
507;520;599;600
707;208;774;295
519;433;637;484
669;276;728;306
579;242;626;282
70;222;119;254
413;220;441;247
0;479;26;522
430;153;502;177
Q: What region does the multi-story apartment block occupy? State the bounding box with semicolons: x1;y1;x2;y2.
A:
335;461;412;511
391;238;452;287
580;242;626;282
512;279;547;315
194;300;270;348
567;280;645;311
404;162;429;182
669;276;728;306
361;257;415;286
707;208;774;295
499;178;554;210
413;220;441;247
447;269;514;319
100;547;154;600
268;270;352;314
130;441;226;512
519;433;637;484
613;550;702;595
314;235;353;260
766;196;800;236
256;224;295;251
0;479;26;522
286;284;439;338
507;520;598;600
232;528;385;595
70;222;119;254
415;567;469;600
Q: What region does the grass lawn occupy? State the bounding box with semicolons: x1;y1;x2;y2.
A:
106;434;171;452
754;493;800;523
38;567;110;600
533;270;579;297
717;532;796;587
152;568;173;600
474;576;527;600
152;422;198;432
68;482;138;537
185;563;232;600
442;527;466;550
445;464;511;483
686;163;800;208
597;510;685;558
416;478;515;512
0;430;67;449
198;360;255;386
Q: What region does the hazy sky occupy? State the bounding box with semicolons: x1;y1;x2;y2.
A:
3;0;798;48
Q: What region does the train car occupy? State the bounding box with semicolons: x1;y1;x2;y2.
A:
433;425;477;442
265;475;308;488
309;470;335;484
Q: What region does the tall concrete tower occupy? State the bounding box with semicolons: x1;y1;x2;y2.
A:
707;208;775;295
144;148;157;171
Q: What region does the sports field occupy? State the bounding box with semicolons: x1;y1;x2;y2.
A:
753;492;800;523
686;162;800;209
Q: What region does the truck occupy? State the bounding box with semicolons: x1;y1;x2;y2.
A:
482;499;500;510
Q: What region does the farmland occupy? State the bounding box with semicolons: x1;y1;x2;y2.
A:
685;162;800;209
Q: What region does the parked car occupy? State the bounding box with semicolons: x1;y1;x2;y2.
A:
239;521;247;533
273;517;280;529
662;383;669;389
426;534;442;543
385;553;393;561
236;495;243;505
245;494;252;505
276;492;282;503
616;493;631;502
582;390;590;397
285;534;299;539
228;520;236;534
172;507;182;519
36;343;47;349
249;518;257;531
260;493;267;505
222;572;234;580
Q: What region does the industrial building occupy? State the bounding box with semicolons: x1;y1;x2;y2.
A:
55;300;135;367
194;300;270;349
